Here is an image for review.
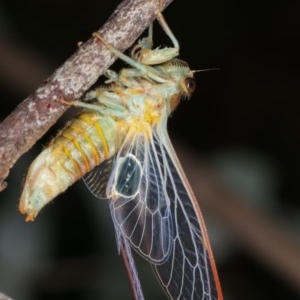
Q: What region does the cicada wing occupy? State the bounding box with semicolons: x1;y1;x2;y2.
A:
83;157;115;199
107;131;173;264
152;131;223;300
119;233;146;300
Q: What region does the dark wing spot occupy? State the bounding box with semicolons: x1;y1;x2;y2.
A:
115;154;142;197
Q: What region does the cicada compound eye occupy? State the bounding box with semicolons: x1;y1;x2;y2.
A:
185;77;196;95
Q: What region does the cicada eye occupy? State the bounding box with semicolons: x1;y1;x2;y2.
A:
185;77;196;94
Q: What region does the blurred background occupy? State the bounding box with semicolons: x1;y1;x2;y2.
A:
1;0;300;299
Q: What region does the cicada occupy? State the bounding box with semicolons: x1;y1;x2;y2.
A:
19;11;223;300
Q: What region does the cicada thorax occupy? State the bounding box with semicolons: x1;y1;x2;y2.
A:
19;109;128;221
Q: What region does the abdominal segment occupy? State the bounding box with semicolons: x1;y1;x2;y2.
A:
19;110;126;221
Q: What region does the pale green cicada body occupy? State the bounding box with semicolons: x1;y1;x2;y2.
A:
19;12;223;300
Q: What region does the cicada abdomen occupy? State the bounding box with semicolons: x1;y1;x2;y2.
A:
19;109;128;221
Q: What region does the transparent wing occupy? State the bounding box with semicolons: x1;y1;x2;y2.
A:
119;233;145;300
83;157;115;199
107;131;173;264
83;127;222;300
151;129;223;300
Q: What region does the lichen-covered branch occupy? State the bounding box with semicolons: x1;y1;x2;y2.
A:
0;0;173;191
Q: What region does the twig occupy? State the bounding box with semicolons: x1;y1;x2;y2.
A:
0;0;173;192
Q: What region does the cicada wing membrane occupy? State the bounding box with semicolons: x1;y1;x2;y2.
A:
85;160;146;300
84;130;173;265
83;156;115;199
107;131;173;265
151;130;223;300
83;128;223;300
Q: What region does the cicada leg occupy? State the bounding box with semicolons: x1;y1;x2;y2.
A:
91;11;181;83
59;96;128;118
102;69;119;83
130;12;179;66
93;32;168;84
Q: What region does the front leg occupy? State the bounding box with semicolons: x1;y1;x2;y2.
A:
130;12;179;66
92;33;168;84
59;95;128;118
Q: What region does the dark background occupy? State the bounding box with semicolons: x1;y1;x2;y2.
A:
1;1;300;300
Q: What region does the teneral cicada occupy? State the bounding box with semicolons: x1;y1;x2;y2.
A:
19;11;223;300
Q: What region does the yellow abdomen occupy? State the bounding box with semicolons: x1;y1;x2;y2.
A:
19;110;128;221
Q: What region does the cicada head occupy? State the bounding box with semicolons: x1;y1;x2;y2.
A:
156;58;196;112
